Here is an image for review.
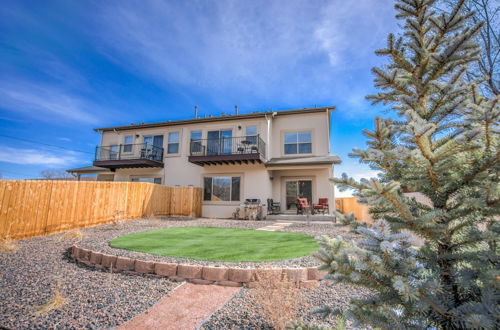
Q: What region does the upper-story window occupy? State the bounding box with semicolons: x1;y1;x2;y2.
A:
284;131;312;155
245;126;257;144
123;135;133;152
167;132;180;154
190;130;202;153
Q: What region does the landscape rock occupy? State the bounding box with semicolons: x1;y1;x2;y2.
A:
228;268;254;283
215;280;242;287
89;251;103;265
135;260;155;274
202;266;228;281
177;264;203;279
155;262;178;276
115;257;135;271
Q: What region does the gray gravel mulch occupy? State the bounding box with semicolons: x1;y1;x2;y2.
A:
200;281;371;329
76;217;359;268
0;230;179;330
0;217;364;329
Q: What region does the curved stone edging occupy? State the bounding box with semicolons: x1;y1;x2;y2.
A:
70;245;326;288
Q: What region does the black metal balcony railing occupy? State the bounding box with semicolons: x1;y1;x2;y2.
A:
95;143;164;162
189;135;266;158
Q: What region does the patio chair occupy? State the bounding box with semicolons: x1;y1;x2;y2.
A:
313;198;329;214
296;198;311;215
267;198;281;215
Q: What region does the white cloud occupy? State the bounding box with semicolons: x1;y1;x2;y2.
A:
314;0;395;68
87;0;396;106
0;80;102;124
0;147;81;166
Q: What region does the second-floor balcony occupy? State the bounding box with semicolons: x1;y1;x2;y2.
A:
93;143;164;170
188;135;266;166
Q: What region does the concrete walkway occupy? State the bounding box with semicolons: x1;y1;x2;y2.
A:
118;283;239;330
256;222;293;231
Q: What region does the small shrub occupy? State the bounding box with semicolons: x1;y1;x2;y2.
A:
251;270;306;330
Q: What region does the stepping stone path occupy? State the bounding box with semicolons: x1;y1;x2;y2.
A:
256;222;293;231
118;283;239;330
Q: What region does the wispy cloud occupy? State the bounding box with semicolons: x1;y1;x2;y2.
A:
0;146;81;166
0;79;102;124
87;0;396;107
314;0;395;68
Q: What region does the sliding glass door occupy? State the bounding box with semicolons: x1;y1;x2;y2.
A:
285;180;312;211
207;130;232;155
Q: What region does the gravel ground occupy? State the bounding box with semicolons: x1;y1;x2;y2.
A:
0;231;179;330
0;217;362;329
77;217;359;268
201;281;372;329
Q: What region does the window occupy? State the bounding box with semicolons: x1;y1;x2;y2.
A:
167;132;179;154
131;177;162;184
109;145;118;160
284;131;312;154
203;176;240;201
123;136;133;152
190;130;202;153
207;130;232;155
245;126;257;144
143;135;164;160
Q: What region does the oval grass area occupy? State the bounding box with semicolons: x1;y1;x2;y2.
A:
109;226;319;262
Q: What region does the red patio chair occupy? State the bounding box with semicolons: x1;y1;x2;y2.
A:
296;198;311;215
313;198;329;214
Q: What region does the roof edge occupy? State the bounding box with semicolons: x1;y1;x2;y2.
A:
94;106;335;132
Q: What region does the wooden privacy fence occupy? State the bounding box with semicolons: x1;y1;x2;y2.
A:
335;197;373;223
0;180;202;240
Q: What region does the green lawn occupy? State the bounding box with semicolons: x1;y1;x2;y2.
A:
109;226;319;262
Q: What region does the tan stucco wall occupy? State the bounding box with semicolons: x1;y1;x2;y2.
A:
97;110;333;218
269;112;330;158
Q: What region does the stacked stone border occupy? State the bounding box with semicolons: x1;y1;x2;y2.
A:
70;245;326;289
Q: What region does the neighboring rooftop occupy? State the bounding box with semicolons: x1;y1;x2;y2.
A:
94;106;335;132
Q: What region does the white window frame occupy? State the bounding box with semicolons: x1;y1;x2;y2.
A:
123;135;133;153
283;131;312;155
167;131;180;154
245;125;258;144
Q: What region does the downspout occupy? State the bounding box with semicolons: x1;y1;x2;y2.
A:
326;108;331;155
264;113;272;161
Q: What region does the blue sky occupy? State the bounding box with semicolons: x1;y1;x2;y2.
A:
0;0;398;195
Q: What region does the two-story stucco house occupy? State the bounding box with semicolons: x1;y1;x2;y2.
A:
68;107;341;218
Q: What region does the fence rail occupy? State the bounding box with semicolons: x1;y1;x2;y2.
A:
0;180;202;240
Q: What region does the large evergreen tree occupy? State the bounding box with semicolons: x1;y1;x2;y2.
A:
316;0;499;328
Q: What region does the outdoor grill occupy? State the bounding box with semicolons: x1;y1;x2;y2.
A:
233;198;263;220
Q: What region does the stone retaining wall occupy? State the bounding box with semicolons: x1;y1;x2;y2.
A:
70;245;326;289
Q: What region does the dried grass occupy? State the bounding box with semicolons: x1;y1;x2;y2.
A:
0;236;17;252
251;271;307;330
59;229;85;240
0;223;17;252
35;288;67;316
